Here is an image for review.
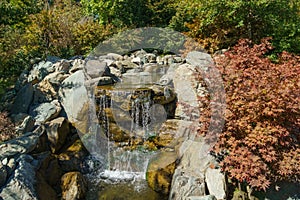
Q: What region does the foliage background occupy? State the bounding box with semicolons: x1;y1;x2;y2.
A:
0;0;299;193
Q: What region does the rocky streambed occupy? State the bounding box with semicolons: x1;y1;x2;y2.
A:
0;49;227;200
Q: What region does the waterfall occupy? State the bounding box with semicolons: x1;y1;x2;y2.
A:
95;87;157;182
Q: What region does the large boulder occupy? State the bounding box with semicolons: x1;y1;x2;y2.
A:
0;154;39;200
11;83;34;114
169;140;216;200
59;70;90;132
205;168;226;200
173;63;200;120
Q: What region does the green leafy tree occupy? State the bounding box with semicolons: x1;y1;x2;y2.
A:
170;0;300;53
80;0;152;27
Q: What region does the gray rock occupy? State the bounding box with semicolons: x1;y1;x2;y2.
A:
59;70;89;125
187;195;217;200
46;55;61;63
0;132;40;160
5;158;16;178
169;140;216;200
186;51;213;72
46;117;70;153
106;53;123;61
109;66;122;77
15;115;35;135
169;170;206;200
44;71;69;86
173;63;202;120
146;53;157;63
84;59;109;79
131;56;141;64
101;59;115;66
32;100;61;123
69;59;84;74
28;61;54;82
162;55;175;65
159;75;173;86
0;162;7;187
11;83;34;114
53;59;71;73
0;154;39;200
14;70;29;91
143;63;162;73
115;60;139;71
205;168;226;200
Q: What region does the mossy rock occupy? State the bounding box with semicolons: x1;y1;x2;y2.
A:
146;151;177;194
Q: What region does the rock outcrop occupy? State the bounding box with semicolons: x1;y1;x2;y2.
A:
1;50;228;200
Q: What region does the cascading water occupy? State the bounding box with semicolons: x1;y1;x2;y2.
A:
84;86;164;200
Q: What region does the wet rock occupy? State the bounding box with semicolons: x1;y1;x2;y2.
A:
61;171;87;200
205;168;226;200
32;100;61;123
157;119;196;149
57;139;88;172
147;151;177;194
97;76;114;86
108;122;130;142
11;83;34;114
46;117;70;153
150;85;176;105
0;154;39;200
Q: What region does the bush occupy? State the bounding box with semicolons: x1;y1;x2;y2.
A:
212;38;300;190
0;112;16;142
